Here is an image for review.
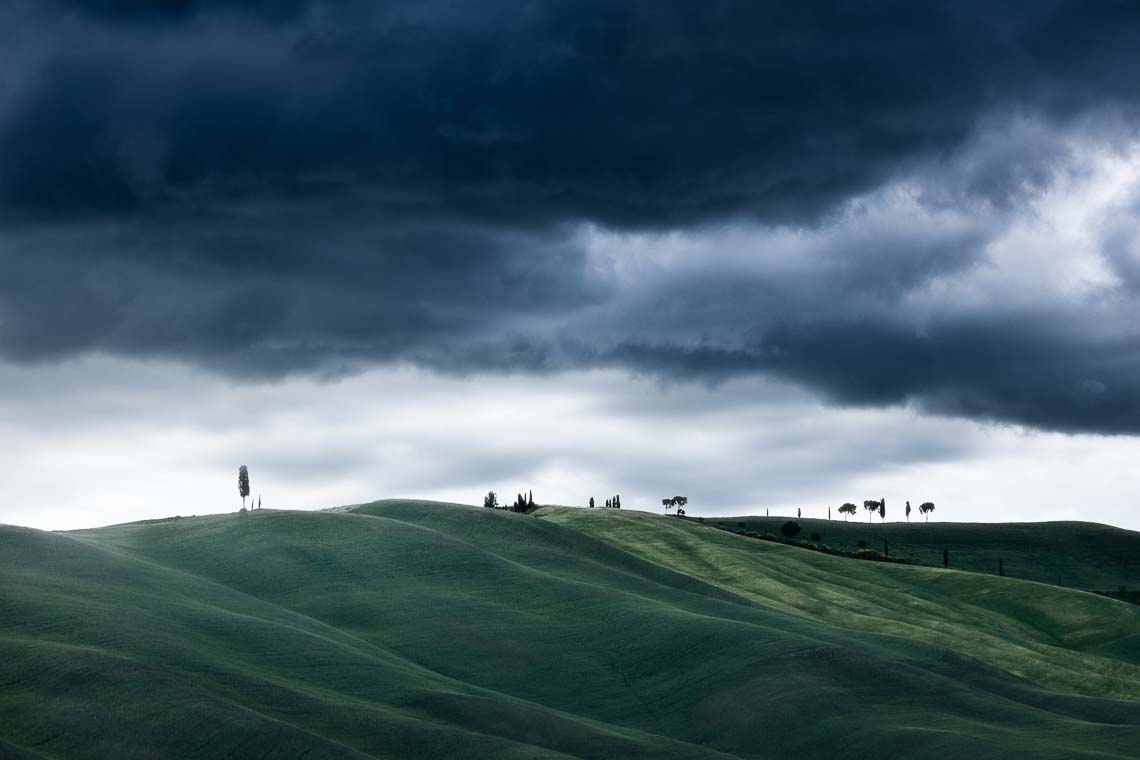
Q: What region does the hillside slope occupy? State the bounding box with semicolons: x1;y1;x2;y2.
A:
695;515;1140;590
0;501;1137;759
537;507;1140;701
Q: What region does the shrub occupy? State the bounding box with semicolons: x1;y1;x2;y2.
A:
780;520;802;538
761;533;778;541
854;549;884;560
798;540;819;550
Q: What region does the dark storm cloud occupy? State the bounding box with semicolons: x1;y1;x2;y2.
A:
7;0;1140;225
3;1;1140;434
605;316;1140;435
0;216;605;376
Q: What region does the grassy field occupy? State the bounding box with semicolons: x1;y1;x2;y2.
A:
686;515;1140;590
1;500;1138;758
536;508;1140;700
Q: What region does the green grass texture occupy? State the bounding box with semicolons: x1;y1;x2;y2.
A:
686;513;1140;589
0;500;1137;759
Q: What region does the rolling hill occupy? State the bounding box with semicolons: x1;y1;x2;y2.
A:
1;500;1138;759
689;514;1140;590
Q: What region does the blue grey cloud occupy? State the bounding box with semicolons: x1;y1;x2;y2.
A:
3;1;1140;434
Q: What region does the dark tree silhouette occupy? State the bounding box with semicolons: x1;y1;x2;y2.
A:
671;496;688;514
838;503;858;521
528;490;534;508
920;502;936;522
797;507;801;518
238;465;250;509
906;501;911;522
780;520;801;538
483;491;498;509
606;498;611;508
662;498;672;513
863;500;879;523
589;497;595;508
879;501;885;522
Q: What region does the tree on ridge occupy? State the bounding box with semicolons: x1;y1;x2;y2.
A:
863;499;879;523
238;465;250;510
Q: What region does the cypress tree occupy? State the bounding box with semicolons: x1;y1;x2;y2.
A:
237;465;250;510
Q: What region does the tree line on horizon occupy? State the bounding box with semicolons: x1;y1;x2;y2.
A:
483;490;536;513
834;499;936;523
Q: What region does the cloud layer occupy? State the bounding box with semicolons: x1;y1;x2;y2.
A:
7;358;1140;532
4;1;1140;434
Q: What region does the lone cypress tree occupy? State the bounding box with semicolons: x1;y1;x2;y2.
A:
589;497;595;508
237;465;250;509
905;501;911;522
879;501;885;522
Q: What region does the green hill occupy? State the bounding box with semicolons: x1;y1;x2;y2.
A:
1;500;1138;759
687;515;1140;590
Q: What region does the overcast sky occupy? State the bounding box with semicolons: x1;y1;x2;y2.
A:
3;1;1140;531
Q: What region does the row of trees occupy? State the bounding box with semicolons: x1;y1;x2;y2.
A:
590;495;622;509
483;490;535;513
836;499;935;522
